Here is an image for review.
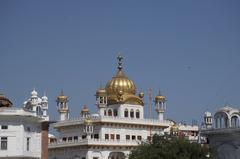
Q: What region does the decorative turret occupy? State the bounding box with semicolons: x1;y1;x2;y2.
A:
56;90;69;121
83;117;93;139
23;89;49;120
96;87;107;116
155;90;166;122
204;111;212;129
81;105;90;118
41;93;48;117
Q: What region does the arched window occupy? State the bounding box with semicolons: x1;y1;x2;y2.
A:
136;110;140;119
231;116;239;127
114;109;118;117
36;106;43;116
130;109;134;118
124;109;128;117
108;109;112;116
104;110;107;116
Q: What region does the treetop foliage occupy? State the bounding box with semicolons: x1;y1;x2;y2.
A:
129;134;215;159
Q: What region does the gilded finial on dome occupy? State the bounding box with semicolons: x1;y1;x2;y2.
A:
139;91;144;98
117;53;123;70
60;89;64;96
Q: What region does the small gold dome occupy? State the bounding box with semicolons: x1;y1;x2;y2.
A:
139;92;144;98
81;105;89;113
96;88;107;96
155;95;166;102
57;90;68;102
155;90;166;102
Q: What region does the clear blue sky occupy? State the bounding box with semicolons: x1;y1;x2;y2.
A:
1;0;240;124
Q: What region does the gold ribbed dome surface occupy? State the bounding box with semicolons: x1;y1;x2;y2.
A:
105;70;136;95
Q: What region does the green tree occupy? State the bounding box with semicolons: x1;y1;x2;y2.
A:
129;135;215;159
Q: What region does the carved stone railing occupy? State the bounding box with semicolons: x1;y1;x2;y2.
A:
48;138;140;149
53;115;170;128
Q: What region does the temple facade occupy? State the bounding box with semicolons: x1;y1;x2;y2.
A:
48;56;170;159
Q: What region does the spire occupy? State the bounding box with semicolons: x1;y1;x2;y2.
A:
117;53;123;71
158;89;162;96
60;89;64;96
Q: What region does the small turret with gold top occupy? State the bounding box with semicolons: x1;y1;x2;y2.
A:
155;90;166;122
56;90;69;121
95;87;107;116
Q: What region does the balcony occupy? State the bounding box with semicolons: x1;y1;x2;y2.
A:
53;115;170;128
201;126;240;135
48;138;140;149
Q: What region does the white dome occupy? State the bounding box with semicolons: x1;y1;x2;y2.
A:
31;89;38;97
42;95;48;101
204;111;212;117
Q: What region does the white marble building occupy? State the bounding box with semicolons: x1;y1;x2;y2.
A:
49;56;170;159
0;90;49;159
202;106;240;159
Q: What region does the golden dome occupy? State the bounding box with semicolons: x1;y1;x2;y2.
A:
104;55;143;106
0;93;13;107
155;90;166;102
81;105;89;113
105;70;136;95
155;95;166;102
57;90;68;102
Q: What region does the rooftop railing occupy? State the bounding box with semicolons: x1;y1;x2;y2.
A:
53;115;170;127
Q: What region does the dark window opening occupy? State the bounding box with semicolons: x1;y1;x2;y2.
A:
132;135;136;140
111;134;114;140
105;134;109;140
130;110;134;118
114;109;118;116
1;137;7;150
62;137;67;142
74;136;78;141
94;134;99;139
108;109;112;116
116;134;120;140
68;137;72;141
136;110;140;118
27;137;30;151
1;125;8;129
137;136;142;140
124;109;128;117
